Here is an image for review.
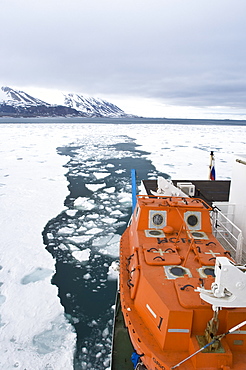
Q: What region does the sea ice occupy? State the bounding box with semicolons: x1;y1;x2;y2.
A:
57;226;75;235
104;187;115;193
66;209;78;217
67;235;92;244
110;209;124;217
107;262;119;280
77;225;87;233
85;227;103;235
58;243;69;251
101;217;118;224
74;197;95;210
118;192;132;205
21;268;54;285
32;314;74;355
72;249;91;262
85;183;105;192
97;193;109;200
83;273;92;280
93;172;110;179
92;235;114;247
98;234;121;257
86;213;99;220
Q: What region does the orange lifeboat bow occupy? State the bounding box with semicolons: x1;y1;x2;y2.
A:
120;195;246;370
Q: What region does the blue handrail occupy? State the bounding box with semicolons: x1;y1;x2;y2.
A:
131;169;137;213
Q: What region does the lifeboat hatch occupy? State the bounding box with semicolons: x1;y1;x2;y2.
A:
148;210;166;229
187;230;209;240
145;229;165;237
164;265;192;279
198;266;215;278
184;211;201;230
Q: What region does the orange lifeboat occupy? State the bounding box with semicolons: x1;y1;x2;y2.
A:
120;192;246;370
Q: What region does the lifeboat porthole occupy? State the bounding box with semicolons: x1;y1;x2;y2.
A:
187;214;198;227
203;267;215;277
191;231;204;238
152;213;164;226
170;267;186;277
149;230;162;236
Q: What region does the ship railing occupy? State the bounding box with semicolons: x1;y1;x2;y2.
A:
212;203;243;264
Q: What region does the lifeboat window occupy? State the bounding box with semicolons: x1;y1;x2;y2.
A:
198;266;215;278
149;210;166;229
164;265;192;279
170;267;186;276
192;231;203;238
188;230;209;240
145;229;165;237
204;268;215;277
187;215;198;227
184;211;201;230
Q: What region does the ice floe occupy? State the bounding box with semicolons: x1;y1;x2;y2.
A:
85;183;105;192
74;197;95;210
93;172;110;180
72;249;91;262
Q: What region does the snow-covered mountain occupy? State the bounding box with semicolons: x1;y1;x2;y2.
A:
0;86;130;118
64;93;126;117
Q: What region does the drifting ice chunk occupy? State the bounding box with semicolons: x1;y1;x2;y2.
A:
74;197;95;210
92;236;113;247
72;249;91;262
86;213;99;220
101;217;117;224
85;227;103;235
104;187;115;193
77;225;87;233
21;268;53;285
85;183;105;192
107;261;119;280
102;327;109;338
84;220;97;229
68;244;80;252
111;210;124;217
83;273;92;280
98;234;121;257
93;172;110;180
58;243;69;251
66;209;78;217
98;193;109;200
118;192;131;205
57;226;75;235
67;235;92;244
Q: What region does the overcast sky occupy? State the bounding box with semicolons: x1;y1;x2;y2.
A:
1;0;246;118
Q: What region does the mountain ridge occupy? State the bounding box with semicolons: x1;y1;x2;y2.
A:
0;86;132;118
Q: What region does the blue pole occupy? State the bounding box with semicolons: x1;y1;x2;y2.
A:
131;169;137;213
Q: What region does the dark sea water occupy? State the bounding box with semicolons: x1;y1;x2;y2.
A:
42;136;167;369
1;116;246;125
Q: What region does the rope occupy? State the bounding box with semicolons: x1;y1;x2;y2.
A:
171;320;246;369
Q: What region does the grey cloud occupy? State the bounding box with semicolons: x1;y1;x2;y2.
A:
1;0;246;112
